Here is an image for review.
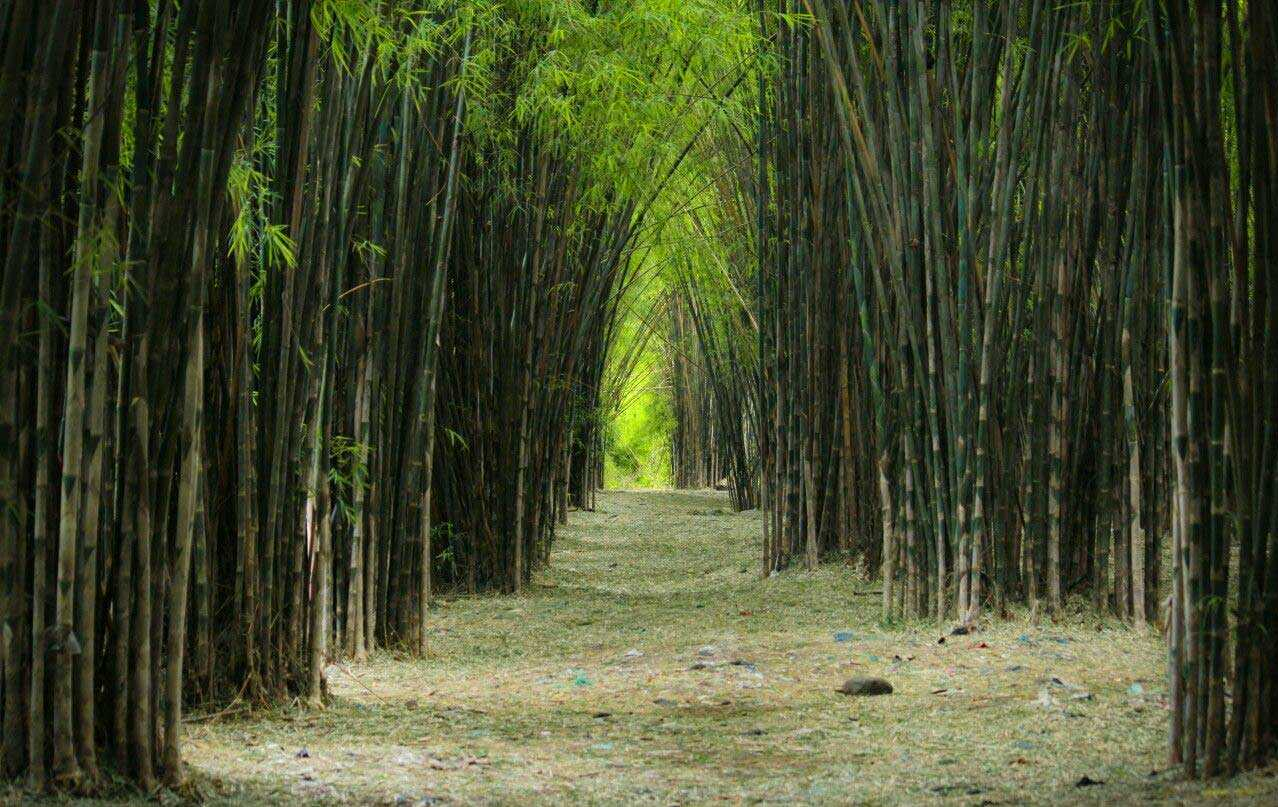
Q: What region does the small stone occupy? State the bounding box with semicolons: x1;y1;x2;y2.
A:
836;677;893;696
392;750;420;766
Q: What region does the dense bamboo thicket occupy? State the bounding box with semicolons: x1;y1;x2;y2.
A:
0;0;753;793
433;142;640;592
1152;0;1278;778
0;0;477;789
0;0;280;788
739;0;1276;777
754;0;1176;621
669;292;725;490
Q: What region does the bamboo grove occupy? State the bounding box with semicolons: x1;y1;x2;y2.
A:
730;0;1276;778
0;0;752;793
1;0;1275;795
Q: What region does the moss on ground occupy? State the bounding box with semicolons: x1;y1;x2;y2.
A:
17;489;1277;805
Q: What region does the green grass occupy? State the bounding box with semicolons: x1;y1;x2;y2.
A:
18;490;1277;805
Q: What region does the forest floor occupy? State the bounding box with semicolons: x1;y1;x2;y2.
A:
38;489;1278;806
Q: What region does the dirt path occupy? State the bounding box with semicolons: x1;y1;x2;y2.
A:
92;491;1277;804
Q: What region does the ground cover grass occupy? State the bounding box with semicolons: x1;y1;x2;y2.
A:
18;489;1277;805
